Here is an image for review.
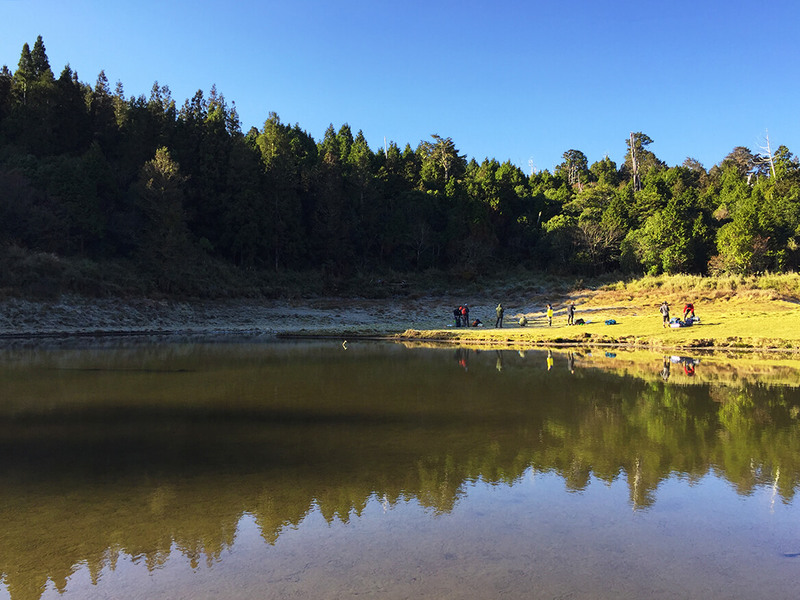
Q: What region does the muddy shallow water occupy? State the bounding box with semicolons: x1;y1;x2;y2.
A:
1;339;799;599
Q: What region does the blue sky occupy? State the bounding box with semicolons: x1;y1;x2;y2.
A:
2;0;799;173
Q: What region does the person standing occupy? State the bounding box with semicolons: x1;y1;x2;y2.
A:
566;303;575;325
454;306;462;327
660;301;670;328
546;304;553;327
495;303;504;328
463;304;470;327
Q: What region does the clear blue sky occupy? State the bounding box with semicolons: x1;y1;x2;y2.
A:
2;0;799;173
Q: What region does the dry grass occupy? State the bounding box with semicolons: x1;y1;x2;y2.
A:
590;272;800;307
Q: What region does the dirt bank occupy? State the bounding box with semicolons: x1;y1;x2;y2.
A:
0;294;524;339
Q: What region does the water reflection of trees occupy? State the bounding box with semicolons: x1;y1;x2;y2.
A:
2;348;800;599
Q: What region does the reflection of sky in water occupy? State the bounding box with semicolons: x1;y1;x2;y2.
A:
8;470;798;600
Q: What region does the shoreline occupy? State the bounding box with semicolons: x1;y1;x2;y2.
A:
1;292;799;354
389;334;800;355
4;326;796;357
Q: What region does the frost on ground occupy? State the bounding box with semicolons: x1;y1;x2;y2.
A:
0;295;530;338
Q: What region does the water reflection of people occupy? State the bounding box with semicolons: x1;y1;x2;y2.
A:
567;351;575;374
495;350;504;373
670;355;698;377
683;358;696;376
455;348;468;371
546;349;554;371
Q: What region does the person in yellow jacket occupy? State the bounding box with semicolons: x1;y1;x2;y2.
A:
546;304;553;326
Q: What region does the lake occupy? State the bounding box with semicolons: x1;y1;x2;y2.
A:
1;338;799;599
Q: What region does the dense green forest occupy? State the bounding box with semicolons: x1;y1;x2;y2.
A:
2;37;799;296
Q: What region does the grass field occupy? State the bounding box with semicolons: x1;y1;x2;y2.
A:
397;273;800;353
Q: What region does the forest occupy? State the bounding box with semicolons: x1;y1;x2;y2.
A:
1;37;799;297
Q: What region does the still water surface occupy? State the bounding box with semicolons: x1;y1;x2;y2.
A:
1;339;800;599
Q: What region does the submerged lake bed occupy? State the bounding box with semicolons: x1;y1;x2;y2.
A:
1;339;799;599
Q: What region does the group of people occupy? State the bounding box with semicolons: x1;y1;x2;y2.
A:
454;299;699;330
455;302;578;328
453;298;701;333
545;303;577;326
454;299;704;330
453;304;471;327
659;301;696;328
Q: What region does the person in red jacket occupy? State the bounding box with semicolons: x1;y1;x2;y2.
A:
683;302;695;320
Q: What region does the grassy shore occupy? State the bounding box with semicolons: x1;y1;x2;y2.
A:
2;272;799;353
396;273;800;353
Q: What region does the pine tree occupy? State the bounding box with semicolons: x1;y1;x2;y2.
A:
13;42;33;104
30;35;52;80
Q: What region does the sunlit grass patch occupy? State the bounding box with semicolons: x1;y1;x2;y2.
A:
398;273;800;352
